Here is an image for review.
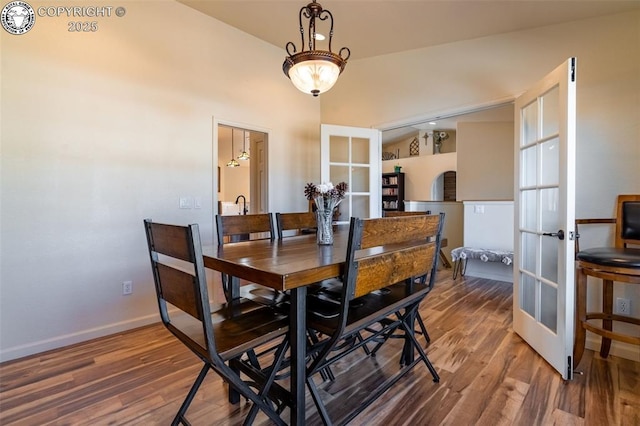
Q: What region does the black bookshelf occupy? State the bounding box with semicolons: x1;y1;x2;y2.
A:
382;172;405;211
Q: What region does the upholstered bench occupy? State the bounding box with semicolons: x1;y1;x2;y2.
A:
451;247;514;279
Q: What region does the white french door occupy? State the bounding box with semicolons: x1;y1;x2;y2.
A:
513;58;577;380
320;124;381;222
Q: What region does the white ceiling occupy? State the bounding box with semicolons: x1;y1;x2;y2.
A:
177;0;639;60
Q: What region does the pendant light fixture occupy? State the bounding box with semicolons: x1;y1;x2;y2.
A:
283;1;350;97
237;130;250;161
226;128;239;168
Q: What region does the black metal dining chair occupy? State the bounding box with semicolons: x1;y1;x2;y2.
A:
275;211;317;239
305;214;443;425
144;219;290;425
216;213;285;306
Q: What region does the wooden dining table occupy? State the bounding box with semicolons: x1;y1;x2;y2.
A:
201;228;351;425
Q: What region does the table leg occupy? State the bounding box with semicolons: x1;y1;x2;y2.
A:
229;275;240;300
290;287;307;425
573;266;587;369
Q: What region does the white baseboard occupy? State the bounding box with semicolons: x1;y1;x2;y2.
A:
0;313;161;363
585;334;640;362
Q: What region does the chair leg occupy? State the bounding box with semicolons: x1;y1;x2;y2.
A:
399;308;440;382
243;339;290;426
308;330;335;382
228;359;241;404
416;314;430;343
600;279;613;358
172;363;210;426
307;375;333;426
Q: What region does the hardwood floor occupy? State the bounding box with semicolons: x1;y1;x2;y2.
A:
1;271;639;425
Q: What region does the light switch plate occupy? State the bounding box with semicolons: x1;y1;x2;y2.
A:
179;197;192;209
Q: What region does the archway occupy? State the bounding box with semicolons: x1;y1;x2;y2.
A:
431;170;457;201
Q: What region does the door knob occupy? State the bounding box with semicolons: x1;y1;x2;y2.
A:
542;230;565;240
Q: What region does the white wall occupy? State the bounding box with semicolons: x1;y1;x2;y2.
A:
457;122;514;201
0;0;322;361
463;201;515;282
323;11;640;359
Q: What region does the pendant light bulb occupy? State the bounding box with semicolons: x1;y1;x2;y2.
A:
227;128;240;167
238;130;250;160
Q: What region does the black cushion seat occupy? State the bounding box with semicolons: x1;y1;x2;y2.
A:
576;247;640;268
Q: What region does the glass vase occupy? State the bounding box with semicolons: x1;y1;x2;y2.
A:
315;208;334;245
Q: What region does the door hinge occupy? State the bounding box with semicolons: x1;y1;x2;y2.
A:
567;356;573;380
570;58;576;82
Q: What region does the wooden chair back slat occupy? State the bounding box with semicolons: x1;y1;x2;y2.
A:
155;263;203;320
616;194;640;248
216;214;274;245
360;215;441;250
276;212;316;238
353;244;436;298
148;222;194;262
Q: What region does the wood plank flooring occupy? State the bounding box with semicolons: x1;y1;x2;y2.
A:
1;271;639;425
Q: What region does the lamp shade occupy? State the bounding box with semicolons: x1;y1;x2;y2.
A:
287;58;340;96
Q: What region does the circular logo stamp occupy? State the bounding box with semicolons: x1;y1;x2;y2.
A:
1;1;35;35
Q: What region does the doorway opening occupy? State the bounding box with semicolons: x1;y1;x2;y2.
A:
431;171;457;201
215;122;268;220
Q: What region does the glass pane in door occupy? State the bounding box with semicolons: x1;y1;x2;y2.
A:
522;101;538;145
352;137;370;164
540;138;559;186
540;282;558;332
330;165;349;185
521;231;537;274
330;136;349;163
351;166;370;192
521;189;537;230
352;195;370;218
541;86;559;138
521;146;537;187
521;273;536;317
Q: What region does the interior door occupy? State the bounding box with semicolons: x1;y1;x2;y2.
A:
250;137;267;213
513;58;576;380
320;124;381;221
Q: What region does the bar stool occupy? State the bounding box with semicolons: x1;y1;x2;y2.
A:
573;194;640;368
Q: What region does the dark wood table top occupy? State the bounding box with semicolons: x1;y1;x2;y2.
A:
201;228;349;291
